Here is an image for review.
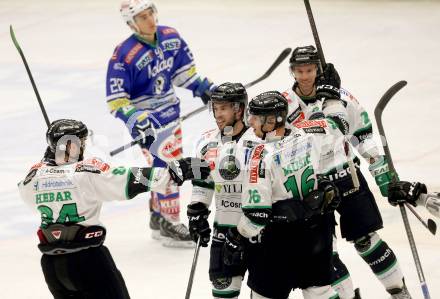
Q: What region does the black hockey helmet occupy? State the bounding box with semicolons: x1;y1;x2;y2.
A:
248;91;288;127
210;82;248;105
46;119;88;153
210;82;247;120
289;45;320;68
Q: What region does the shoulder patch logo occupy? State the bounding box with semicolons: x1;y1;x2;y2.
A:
161;28;177;35
124;43;143;64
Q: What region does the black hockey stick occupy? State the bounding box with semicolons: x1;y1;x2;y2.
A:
185;238;202;299
375;81;436;235
109;47;292;156
374;80;432;299
181;47;292;122
10;25;50;127
304;0;326;67
303;0;360;189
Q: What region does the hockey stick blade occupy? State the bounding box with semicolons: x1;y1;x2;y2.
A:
110;48;292;156
427;219;437;235
405;202;437;235
10;25;51;127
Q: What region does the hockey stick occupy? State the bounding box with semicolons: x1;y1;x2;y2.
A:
109;47;292;156
185;238;202;299
303;0;360;189
374;80;431;299
374;81;436;235
10;26;97;139
182;47;292;122
10;25;50;127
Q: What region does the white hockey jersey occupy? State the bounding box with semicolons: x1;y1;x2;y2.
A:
282;87;380;163
238;120;348;238
191;127;261;228
18;158;172;228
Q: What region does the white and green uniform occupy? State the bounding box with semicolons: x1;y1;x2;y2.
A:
238;119;347;238
191;127;261;299
282;87;407;297
283;87;380;164
18;158;172;229
238;120;344;299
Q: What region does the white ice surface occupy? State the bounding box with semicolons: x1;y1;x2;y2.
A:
1;0;440;298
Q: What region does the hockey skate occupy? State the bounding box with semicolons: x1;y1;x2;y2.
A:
149;212;162;240
159;218;195;248
387;282;412;299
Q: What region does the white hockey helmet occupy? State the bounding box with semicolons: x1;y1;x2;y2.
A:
120;0;158;26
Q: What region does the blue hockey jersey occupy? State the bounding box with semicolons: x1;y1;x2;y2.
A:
106;25;211;127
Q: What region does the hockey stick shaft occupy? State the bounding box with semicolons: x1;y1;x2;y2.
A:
185;239;201;299
10;25;50;127
109;47;292;156
303;0;360;189
374;80;431;299
304;0;326;66
405;202;436;235
181;47;292;122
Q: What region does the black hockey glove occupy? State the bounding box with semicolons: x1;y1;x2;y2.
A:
223;228;246;267
388;181;427;207
315;63;341;101
187;202;211;247
168;158;210;186
131;117;157;149
304;176;341;216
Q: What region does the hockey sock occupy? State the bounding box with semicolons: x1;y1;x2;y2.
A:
354;232;404;290
150;192;161;214
212;276;242;299
302;285;340;299
331;252;355;299
157;190;181;223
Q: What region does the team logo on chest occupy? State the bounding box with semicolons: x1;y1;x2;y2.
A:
147;48;174;78
218;153;241;180
153;74;167;95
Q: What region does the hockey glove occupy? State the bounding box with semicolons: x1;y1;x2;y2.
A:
303;176;341;216
318;177;341;213
187;202;211;247
388;181;427;207
194;78;215;105
223;228;246;267
368;156;399;197
126;111;157;149
168;157;211;186
315;63;341;101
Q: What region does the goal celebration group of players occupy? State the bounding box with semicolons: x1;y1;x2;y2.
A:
17;0;440;298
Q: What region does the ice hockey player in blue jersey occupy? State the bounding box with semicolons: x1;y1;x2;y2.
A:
106;0;215;247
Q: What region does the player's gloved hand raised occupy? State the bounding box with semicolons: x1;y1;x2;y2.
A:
187;202;211;247
223;228;246;267
194;77;215;105
388;181;426;207
168;157;210;186
126;112;157;149
315;63;341;101
368;156;398;197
